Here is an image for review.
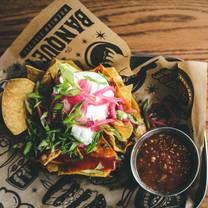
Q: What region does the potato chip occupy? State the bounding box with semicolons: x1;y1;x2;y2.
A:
25;65;45;82
2;78;35;135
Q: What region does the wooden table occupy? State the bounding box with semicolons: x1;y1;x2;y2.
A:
0;0;207;207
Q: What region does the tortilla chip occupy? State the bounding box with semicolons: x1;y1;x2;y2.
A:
104;129;130;153
45;137;116;177
41;59;80;84
26;65;45;82
135;124;146;138
112;120;133;141
94;65;124;88
2;78;35;135
37;62;145;177
116;84;133;109
91;136;117;158
46;163;59;173
93;64;146;146
40;150;61;166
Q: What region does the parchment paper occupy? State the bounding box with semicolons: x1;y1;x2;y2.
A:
0;0;207;207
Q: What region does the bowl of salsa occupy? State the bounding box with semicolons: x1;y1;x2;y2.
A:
131;127;200;196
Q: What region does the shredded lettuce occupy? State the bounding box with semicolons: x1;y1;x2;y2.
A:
63;101;84;127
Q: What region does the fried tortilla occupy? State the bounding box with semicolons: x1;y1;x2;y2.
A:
40;63;146;176
2;78;35;135
26;65;45;82
41;59;80;85
44;137;117;177
3;60;146;177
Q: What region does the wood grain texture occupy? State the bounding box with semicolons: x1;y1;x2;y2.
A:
0;0;207;207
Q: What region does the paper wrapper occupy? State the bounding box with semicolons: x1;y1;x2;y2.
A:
0;0;207;207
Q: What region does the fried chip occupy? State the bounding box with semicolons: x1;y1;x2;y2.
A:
112;120;133;141
41;59;80;84
104;129;131;153
116;84;133;109
25;65;45;82
26;62;145;177
91;136;117;158
2;78;35;135
40;150;61;166
92;64;146;151
46;163;59;173
93;65;125;88
45;137;116;177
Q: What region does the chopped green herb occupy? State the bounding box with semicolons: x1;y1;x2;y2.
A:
25;100;32;115
63;101;84;127
104;125;122;141
127;114;139;125
69;143;78;152
141;99;149;114
12;143;21;149
38;140;49;151
86;131;102;153
34;101;42;108
140;99;151;129
27;92;42;100
23;141;33;155
116;110;128;120
53;103;63;111
40;112;49;131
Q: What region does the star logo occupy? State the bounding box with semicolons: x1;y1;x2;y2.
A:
96;31;106;39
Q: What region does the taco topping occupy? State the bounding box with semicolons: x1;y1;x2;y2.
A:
2;60;146;177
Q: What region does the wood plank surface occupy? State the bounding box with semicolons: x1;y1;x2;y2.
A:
0;0;207;207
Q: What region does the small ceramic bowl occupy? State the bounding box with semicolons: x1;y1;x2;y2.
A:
131;127;200;196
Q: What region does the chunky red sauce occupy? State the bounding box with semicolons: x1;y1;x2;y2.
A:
137;133;192;193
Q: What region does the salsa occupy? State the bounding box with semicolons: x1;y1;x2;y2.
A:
137;133;192;193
